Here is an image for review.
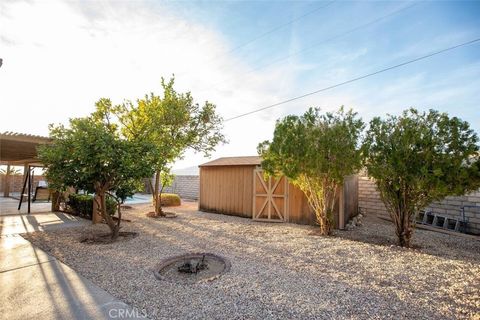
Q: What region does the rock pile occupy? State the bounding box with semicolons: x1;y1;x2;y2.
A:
345;213;364;231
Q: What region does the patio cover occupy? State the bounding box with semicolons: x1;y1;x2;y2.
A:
0;132;52;213
0;132;51;165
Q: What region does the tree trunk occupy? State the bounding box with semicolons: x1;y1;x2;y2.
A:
396;226;412;247
51;191;60;212
394;209;413;247
299;175;336;236
92;194;103;224
153;170;165;217
153;171;159;213
317;206;334;236
115;201;122;239
95;191;120;240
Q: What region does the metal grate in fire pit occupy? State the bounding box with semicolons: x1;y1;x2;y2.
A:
154;253;230;284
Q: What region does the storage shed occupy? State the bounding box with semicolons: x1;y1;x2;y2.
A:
199;156;358;229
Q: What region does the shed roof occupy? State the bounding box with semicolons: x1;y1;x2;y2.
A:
199;156;262;167
0;132;51;165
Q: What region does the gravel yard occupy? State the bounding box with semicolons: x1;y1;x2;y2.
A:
23;201;480;319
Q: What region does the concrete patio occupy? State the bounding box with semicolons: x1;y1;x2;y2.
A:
0;196;52;216
0;210;145;319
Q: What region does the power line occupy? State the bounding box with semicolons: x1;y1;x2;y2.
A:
223;1;336;56
175;2;335;80
224;37;480;122
213;2;419;89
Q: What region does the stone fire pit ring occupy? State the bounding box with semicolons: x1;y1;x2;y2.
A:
154;252;231;284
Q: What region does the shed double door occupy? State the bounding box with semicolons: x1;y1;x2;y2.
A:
252;169;288;222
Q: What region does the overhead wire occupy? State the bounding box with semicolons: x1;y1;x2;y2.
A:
221;1;336;57
176;2;335;79
224;37;480;122
211;2;419;89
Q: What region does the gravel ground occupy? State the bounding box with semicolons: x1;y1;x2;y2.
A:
23;202;480;319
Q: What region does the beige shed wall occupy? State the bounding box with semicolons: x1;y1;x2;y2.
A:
200;165;358;228
199;165;255;218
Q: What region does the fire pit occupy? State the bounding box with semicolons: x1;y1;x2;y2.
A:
154;253;230;284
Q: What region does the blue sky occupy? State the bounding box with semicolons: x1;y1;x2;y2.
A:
1;0;479;171
168;0;480;124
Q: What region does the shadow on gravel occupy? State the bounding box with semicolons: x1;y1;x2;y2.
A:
333;215;480;264
20;200;480;319
131;201;480;265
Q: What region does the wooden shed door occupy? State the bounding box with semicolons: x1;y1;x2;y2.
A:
252;169;288;222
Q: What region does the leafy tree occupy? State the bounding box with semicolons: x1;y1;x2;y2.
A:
38;112;154;240
101;77;225;216
362;108;480;247
258;107;364;235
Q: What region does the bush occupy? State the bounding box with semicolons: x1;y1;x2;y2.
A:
152;193;181;207
67;194;117;219
362;108;480;247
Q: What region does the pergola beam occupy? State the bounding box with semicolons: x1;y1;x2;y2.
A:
0;132;51;164
0;132;51;214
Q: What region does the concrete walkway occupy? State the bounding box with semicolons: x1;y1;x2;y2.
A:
0;212;146;319
0;196;51;216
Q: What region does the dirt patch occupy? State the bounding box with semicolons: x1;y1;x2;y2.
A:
146;211;177;219
79;231;138;244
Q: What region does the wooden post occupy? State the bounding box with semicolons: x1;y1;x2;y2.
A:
4;164;11;197
92;194;103;224
198;169;202;211
27;166;31;214
338;184;345;230
23;163;28;184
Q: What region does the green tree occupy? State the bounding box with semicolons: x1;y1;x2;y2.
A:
38;113;154;240
258;107;364;235
362;108;480;247
101;77;225;216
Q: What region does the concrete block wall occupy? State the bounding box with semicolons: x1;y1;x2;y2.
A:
0;174;47;194
358;176;389;217
358;176;480;235
162;175;199;200
426;193;480;235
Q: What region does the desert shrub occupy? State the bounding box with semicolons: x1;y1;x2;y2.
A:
258;107;364;235
67;194;116;219
362;108;480;247
152;193;181;207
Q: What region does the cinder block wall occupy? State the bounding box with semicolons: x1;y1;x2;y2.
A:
162;175;199;200
0;174;47;193
358;176;480;235
358;176;389;217
426;194;480;235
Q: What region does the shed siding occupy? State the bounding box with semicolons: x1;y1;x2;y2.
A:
199;165;254;218
200;165;320;224
199;165;357;228
287;183;316;225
